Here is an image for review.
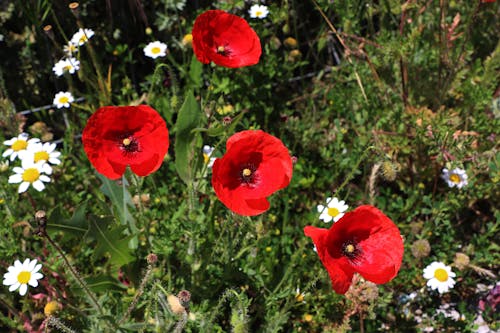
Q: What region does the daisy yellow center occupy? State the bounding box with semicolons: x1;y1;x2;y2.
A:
64;65;72;71
203;154;210;164
449;174;461;184
217;45;225;53
79;35;88;43
345;244;355;253
151;46;161;54
434;268;448;282
12;140;28;151
34;151;50;162
22;168;40;182
17;271;31;284
256;11;263;16
59;96;69;104
242;168;252;177
122;138;132;146
328;207;340;217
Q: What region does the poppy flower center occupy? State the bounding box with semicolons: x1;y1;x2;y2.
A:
449;174;460;183
342;240;361;260
120;136;139;153
239;164;257;185
434;268;448;282
17;271;31;284
12;140;28;151
22;168;40;183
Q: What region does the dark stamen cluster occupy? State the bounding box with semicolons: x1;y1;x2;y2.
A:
342;240;361;261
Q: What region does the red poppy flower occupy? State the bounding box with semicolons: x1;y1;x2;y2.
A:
82;105;169;180
212;130;293;216
192;10;262;68
304;205;404;294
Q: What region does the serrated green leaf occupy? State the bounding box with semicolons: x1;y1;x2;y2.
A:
47;204;88;240
87;215;135;268
175;90;203;185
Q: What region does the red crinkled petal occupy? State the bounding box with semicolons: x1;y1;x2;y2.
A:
212;130;292;216
192;10;261;68
325;205;404;285
82;105;169;179
304;226;355;294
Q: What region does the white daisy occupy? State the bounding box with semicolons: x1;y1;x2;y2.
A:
143;41;167;59
52;58;80;77
70;28;94;46
8;159;51;193
3;134;40;161
423;261;456;294
249;4;269;19
3;258;43;296
53;91;74;109
19;142;61;165
63;41;78;56
203;145;216;168
317;197;348;223
441;168;468;188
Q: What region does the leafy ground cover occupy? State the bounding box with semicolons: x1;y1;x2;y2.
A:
0;1;499;332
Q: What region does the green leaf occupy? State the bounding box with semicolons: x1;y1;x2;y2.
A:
47;204;88;240
87;215;135;268
175;90;204;185
188;56;203;89
85;275;126;293
97;173;138;248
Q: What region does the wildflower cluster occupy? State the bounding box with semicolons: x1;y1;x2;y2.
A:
3;133;61;193
51;28;94;109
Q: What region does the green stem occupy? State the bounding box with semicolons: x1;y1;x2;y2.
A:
44;234;104;316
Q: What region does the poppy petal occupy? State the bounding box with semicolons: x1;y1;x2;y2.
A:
82;105;169;179
212;130;292;216
304;226;355;294
192;10;261;68
326;205;404;285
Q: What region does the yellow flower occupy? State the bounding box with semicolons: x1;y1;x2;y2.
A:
44;301;60;316
182;34;193;47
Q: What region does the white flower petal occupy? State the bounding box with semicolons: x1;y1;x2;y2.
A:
18;182;30;193
8;174;23;184
9;282;20;292
18;283;28;296
32;180;46;192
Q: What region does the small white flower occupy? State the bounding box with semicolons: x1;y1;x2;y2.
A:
441;167;468;188
53;91;74;109
423;261;456;294
249;4;269;19
19;142;61;166
143;41;168;59
3;258;43;296
52;58;80;76
203;145;216;168
3;134;40;162
317;197;348;223
8;159;51;193
63;41;79;56
70;28;94;46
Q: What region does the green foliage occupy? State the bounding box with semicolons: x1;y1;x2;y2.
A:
0;0;498;332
